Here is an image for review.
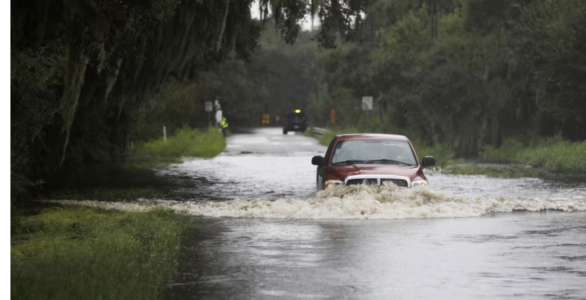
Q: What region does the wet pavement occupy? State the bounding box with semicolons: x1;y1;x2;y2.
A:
56;128;586;299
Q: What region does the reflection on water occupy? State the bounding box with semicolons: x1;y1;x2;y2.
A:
171;212;586;299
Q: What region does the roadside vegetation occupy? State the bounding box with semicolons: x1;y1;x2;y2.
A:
48;187;163;202
126;127;226;169
11;205;193;300
11;127;224;298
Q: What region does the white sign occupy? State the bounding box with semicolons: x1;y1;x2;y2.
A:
205;101;213;112
362;96;373;110
215;110;223;123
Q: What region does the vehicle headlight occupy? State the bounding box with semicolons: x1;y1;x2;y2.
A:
411;180;428;188
325;180;344;188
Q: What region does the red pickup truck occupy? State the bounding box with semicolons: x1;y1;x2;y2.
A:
311;133;436;190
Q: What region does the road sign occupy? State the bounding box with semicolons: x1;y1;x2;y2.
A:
262;114;270;125
205;101;213;112
330;108;336;124
362;96;373;110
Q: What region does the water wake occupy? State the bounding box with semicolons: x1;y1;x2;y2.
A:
48;183;586;219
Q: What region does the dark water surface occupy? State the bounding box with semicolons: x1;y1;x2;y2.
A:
173;212;586;299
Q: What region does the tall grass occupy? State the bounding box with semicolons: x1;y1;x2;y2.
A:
128;127;226;168
519;140;586;174
11;205;192;300
480;137;586;174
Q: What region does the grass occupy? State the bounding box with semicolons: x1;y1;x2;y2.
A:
441;163;544;178
479;138;586;177
518;140;586;174
11;204;193;300
49;187;163;201
127;127;226;169
303;126;314;137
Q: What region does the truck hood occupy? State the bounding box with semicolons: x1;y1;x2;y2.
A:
330;164;420;180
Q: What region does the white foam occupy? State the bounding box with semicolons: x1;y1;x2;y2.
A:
45;183;586;220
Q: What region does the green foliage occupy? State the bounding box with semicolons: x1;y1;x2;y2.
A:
11;205;193;300
128;127;226;169
11;42;65;200
479;137;586;176
312;0;586;162
519;140;586;174
11;0;371;198
11;0;261;199
442;163;543;178
514;0;586;141
303;127;314;137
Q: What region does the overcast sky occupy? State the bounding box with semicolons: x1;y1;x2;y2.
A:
250;1;319;31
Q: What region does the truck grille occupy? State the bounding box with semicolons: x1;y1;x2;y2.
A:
381;179;408;187
346;179;378;186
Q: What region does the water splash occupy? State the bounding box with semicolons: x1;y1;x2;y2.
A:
46;183;586;220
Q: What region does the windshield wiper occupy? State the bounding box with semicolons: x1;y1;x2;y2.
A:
366;159;413;166
332;160;369;166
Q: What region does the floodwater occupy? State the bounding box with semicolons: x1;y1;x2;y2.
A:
56;128;586;299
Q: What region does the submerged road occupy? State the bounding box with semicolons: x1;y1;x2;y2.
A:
161;128;586;299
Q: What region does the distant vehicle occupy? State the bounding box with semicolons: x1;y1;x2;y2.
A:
311;134;436;190
283;109;308;134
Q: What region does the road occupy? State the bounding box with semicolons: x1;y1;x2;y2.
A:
163;128;586;299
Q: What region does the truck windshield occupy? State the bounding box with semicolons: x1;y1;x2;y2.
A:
331;140;417;166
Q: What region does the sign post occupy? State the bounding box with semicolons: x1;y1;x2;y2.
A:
362;96;373;131
205;101;213;127
330;108;336;125
214;98;222;128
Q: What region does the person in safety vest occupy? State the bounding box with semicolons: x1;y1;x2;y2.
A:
220;117;229;138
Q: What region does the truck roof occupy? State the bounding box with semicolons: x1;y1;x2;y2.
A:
335;133;410;141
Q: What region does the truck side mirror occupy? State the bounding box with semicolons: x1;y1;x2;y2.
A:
311;156;326;166
422;156;436;168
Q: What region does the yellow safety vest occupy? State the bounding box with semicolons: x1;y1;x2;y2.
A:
220;118;229;128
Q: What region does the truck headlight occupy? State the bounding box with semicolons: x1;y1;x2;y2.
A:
411;180;428;188
325;180;344;188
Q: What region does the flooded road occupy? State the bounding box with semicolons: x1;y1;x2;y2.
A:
166;128;586;299
59;128;586;299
